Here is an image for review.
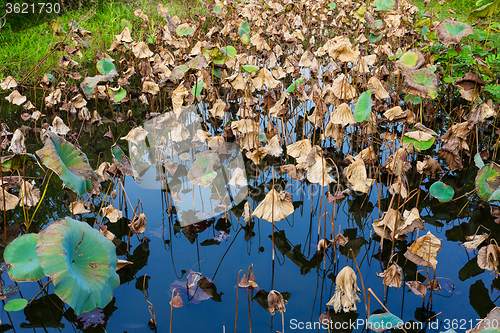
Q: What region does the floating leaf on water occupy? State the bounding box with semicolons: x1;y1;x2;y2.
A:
354;90;372;122
429;181;454;202
367;312;404;332
37;217;120;315
376;263;403;289
477;244;500;277
4;234;45;282
4;298;28;312
437;19;474;45
36;132;99;196
476;162;500;202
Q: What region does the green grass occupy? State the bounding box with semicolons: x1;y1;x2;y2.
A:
412;0;477;21
0;0;205;79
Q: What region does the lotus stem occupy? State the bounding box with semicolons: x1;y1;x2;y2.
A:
29;278;52;304
247;287;252;333
348;249;368;319
27;171;54;232
235;269;244;333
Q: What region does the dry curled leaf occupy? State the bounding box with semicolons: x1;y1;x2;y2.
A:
252;189;294;223
326;266;361;313
404;231;442;269
377;263;403;289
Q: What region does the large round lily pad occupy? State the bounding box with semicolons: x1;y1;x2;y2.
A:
404;69;439;99
476;162;500;202
4;233;45;282
437;19;473;45
37;217;120;315
36;132;99;196
429;181;454;202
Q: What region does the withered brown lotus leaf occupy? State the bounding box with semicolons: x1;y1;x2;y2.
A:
326;266;361;313
377;263;403;289
383;106;403;121
405;281;427;299
252;68;280;90
461;233;488;250
246;147;269;165
286;139;312;161
121;126;148;145
267;290;287;315
116;259;133;271
210;99;226;118
299;50;318;68
441;121;472;143
384;148;411;176
115;27;133;43
18;180;40;208
0;188;19;211
5;90;27;106
172;84;189;116
467;307;500;333
438;138;463;172
142;80;159;95
398;208;426;235
306;153;336;187
69;200;90;215
238;273;250;288
329;103;356;127
242;202;252;225
333;233;349;247
329;74;356;100
129;213;147;235
404;69;438;99
103;204;123;223
344;157;374;193
50;116;70;136
8;129;26;154
228;167;247;187
267;135;283;157
368;77;390;100
280;164;304;180
252;189;295;223
373;208;402;240
416;156;443;178
477;243;500;277
132;41;154;59
170;290;184;308
436;19;473;45
404;231;442;269
0;76;17;90
469;102;496;124
426;278;441;291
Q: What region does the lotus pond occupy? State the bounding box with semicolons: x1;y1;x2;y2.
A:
0;0;500;332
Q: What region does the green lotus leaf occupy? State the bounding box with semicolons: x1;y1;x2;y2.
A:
213;67;223;78
475;153;485;169
241;65;259;73
239;21;250;37
369;33;383;43
109;87;126;103
404;93;422;104
404;69;438;99
36;132;98;196
176;23;194;37
437;19;473;45
402;132;435;151
0;153;38;172
354;89;372;122
367;312;403;332
80;70;118;98
476;162;500;202
214;4;222;14
396;48;425;73
170;65;189;81
112;145;137;177
285;77;304;93
96;58;116;75
4;298;28;312
240;33;250;45
202;45;227;64
187;152;219;187
373;0;395;11
469;0;500;22
4;234;45;282
192;80;204;97
222;46;237;58
188;54;209;70
37;217;120;315
430;181;454;202
328;3;336;10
